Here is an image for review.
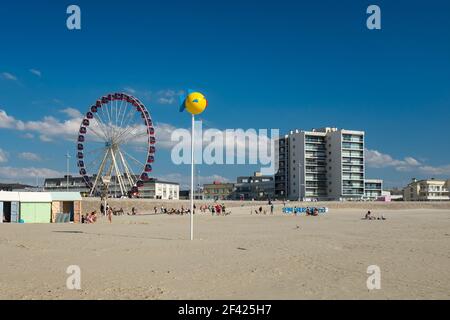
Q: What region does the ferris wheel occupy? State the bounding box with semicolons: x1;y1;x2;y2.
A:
76;93;155;197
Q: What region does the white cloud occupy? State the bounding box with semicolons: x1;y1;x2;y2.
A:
60;107;83;119
158;97;175;105
21;133;34;139
417;164;450;176
0;148;8;163
0;108;180;149
0;109;22;129
29;69;42;77
0;108;82;142
156;89;183;105
365;149;421;168
155;123;179;148
1;72;17;81
18;152;42;161
366;149;450;177
39;135;54;142
0;166;63;182
123;87;137;94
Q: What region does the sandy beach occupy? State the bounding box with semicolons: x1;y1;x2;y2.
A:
0;203;449;300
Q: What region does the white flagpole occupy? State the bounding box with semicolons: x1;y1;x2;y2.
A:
190;113;195;241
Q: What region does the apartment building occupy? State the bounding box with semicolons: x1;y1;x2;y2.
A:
364;179;383;200
403;178;450;201
275;128;366;201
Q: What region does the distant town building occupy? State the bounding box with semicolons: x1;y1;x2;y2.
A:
179;190;190;200
387;188;404;201
403;178;450;201
233;172;275;200
203;181;235;200
179;190;203;200
364;179;383;200
44;176;90;194
44;175;179;199
276;128;369;201
0;183;35;192
139;180;179;200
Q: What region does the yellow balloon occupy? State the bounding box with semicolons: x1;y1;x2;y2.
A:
185;92;208;115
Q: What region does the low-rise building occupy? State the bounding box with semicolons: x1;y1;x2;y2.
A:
139;180;179;200
203;181;235;200
0;183;35;192
233;172;275;200
403;178;450;201
44;176;91;195
364;179;383;200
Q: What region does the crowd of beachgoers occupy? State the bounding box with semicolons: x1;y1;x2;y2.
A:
80;200;388;224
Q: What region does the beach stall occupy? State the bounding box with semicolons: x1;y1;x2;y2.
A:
18;192;52;223
0;191;20;223
50;192;82;223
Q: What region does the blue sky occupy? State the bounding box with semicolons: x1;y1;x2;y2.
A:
0;0;449;188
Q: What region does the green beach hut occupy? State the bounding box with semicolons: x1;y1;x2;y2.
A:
18;192;52;223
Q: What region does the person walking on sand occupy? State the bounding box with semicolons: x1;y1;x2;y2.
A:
107;207;112;223
270;203;274;215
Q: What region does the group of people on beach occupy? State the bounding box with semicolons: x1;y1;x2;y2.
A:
153;203;231;216
81;211;98;224
363;210;386;220
200;203;230;215
155;205;192;215
251;202;275;215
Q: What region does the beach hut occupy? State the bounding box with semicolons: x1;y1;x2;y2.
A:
50;192;82;223
18;192;52;223
0;191;20;223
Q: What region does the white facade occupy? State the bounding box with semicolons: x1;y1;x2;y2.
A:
279;128;366;201
140;181;179;200
364;179;383;200
403;179;449;201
